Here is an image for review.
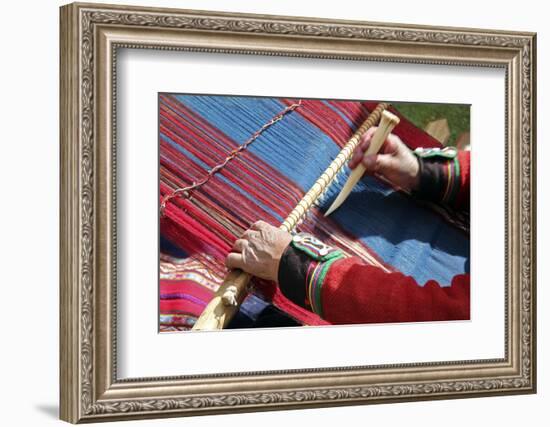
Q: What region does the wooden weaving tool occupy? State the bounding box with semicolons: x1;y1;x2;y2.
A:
192;102;390;330
324;110;400;216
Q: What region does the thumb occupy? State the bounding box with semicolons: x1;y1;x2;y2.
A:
225;252;244;270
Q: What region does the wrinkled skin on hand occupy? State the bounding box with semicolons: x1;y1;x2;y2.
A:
225;220;292;282
349;127;420;192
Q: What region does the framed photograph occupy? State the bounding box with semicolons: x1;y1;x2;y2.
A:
60;2;537;423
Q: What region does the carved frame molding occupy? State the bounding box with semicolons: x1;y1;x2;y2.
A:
60;2;536;423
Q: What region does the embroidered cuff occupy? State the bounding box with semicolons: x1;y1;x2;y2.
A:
278;233;345;312
304;255;344;317
412;147;461;207
290;233;343;262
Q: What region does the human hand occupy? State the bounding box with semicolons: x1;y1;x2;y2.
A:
225;220;292;282
349;127;420;191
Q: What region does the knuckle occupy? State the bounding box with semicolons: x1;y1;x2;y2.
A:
255;220;268;229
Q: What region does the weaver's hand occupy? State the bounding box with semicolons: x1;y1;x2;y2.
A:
349;127;420;192
225;220;292;282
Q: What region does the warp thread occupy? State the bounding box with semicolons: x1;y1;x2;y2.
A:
160;100;302;216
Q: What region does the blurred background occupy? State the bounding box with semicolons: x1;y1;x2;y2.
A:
393;102;470;149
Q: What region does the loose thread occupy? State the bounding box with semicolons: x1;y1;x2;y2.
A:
160;100;303;216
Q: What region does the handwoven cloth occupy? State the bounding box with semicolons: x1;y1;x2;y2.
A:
159;95;470;330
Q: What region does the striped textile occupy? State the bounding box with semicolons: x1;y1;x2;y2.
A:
159;94;470;330
160;254;221;332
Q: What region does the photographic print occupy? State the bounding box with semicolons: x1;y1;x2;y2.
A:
158;94;471;332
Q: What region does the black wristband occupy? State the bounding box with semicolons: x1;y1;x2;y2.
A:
413;156;448;202
277;244;311;308
412;147;461;206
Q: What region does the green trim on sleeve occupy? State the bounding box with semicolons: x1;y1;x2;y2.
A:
307;254;345;318
290;233;343;262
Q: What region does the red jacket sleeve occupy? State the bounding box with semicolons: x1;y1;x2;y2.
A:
278;235;470;325
455;150;470;210
318;257;470;324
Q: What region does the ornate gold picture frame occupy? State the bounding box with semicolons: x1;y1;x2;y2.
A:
60;2;536;423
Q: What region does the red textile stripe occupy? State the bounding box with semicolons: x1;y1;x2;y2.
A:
160;279;215;302
161;201;233;261
390;110;441;150
281;99;362;146
160;299;206;315
328;100;370;128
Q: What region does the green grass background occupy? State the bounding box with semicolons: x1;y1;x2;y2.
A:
392;102;470;146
